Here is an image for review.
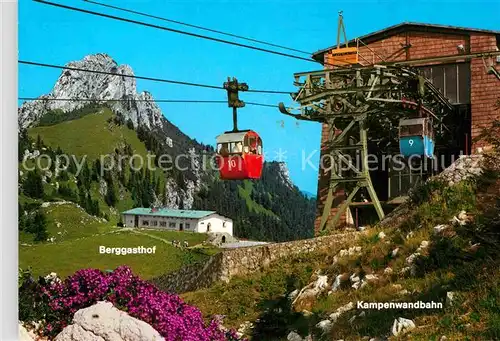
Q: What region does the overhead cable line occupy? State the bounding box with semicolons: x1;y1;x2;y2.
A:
33;0;318;65
83;0;312;56
18;97;280;108
18;60;292;94
33;0;350;67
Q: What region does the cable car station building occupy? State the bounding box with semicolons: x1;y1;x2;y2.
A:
310;22;500;234
121;208;234;236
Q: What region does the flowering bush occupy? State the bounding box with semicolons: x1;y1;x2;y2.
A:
19;266;245;340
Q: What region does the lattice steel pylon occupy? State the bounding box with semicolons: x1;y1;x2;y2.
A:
279;65;453;232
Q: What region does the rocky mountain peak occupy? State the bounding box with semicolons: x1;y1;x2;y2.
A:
18;53;164;130
267;161;294;189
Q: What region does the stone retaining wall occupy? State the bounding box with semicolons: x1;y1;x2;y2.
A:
151;232;358;294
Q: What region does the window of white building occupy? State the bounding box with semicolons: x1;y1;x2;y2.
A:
169;222;176;228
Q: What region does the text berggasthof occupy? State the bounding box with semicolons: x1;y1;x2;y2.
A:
99;246;156;255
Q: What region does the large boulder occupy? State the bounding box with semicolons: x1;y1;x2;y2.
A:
54;301;164;341
19;324;36;341
292;274;329;311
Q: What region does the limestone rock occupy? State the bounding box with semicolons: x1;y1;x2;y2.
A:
336;246;362;259
329;302;354;323
391;317;416;336
316;319;333;333
329;273;349;294
446;291;455;307
44;272;61;284
391;247;399;258
18;54;164;130
436;155;483;186
288;289;299;301
55;325;105;341
400;266;412;275
19;324;35;341
352;281;362;290
287;331;303;341
378;231;386;239
364;274;379;282
405;253;420;265
434;224;456;237
237;321;254;335
54;301;164;341
458;210;468;221
293;275;329;311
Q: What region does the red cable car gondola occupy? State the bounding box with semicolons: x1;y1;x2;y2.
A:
216;77;264;180
215;129;264;180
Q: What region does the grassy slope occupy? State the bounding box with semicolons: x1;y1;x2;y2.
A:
183;166;500;340
20;231;182;279
182;252;327;333
20;202;111;244
20;227;212;280
26;108;164;223
19;202;214;280
28;108;147;160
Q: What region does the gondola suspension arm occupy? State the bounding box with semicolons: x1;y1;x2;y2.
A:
223;77;248;132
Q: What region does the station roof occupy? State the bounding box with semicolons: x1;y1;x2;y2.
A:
122;208;216;219
312;22;500;62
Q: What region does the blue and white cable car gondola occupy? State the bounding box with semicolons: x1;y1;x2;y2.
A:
399;117;435;158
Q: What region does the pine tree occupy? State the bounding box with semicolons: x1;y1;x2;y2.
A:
162;185;168;206
105;179;117;207
31;211;49;242
155;177;161;197
36;134;43;150
23;170;44;199
68;156;78;174
18;203;26;231
92;200;100;217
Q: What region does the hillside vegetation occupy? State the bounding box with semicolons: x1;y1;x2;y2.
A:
19;228;211;279
183;129;500;341
28;107;148;160
18;103;316;284
19;104;315;243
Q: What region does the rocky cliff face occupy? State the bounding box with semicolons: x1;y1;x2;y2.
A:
18;53;164;130
270;161;294;189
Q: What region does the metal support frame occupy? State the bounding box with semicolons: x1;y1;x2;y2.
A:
336;11;348;49
279;65;453;232
317;115;385;230
223;77;248;132
487;65;500;80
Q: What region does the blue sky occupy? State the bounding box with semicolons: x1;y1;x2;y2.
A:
19;0;500;194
